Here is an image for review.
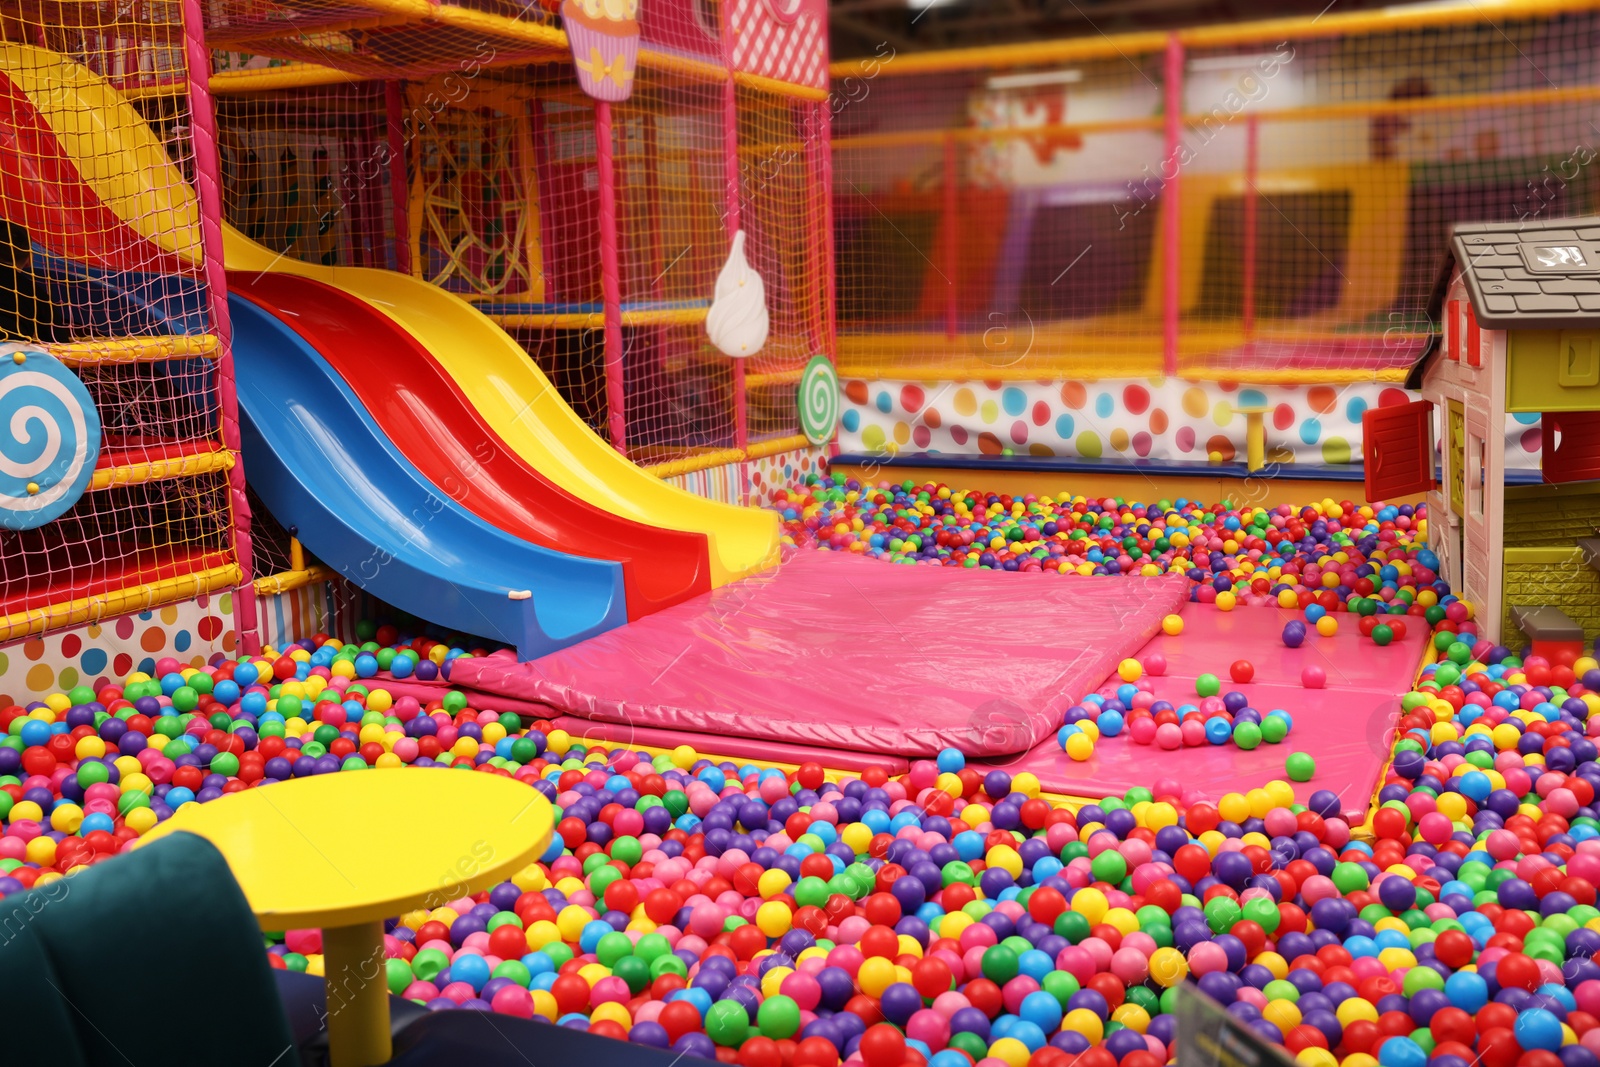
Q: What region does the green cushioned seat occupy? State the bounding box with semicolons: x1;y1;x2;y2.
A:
0;831;296;1067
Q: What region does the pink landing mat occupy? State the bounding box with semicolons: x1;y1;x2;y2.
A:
974;604;1428;824
450;553;1190;757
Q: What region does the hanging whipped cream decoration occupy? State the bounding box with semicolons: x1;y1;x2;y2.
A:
706;230;769;358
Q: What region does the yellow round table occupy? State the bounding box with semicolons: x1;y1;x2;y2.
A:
140;769;553;1066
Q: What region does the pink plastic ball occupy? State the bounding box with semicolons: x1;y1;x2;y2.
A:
491;986;535;1018
1155;722;1182;750
1301;665;1327;689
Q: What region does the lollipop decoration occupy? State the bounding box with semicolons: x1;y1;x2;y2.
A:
0;344;100;530
706;230;769;358
797;354;839;445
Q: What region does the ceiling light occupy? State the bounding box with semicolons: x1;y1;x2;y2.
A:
985;69;1083;91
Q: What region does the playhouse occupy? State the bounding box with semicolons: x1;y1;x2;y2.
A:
1379;216;1600;655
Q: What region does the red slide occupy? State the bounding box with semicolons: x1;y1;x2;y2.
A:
229;271;711;620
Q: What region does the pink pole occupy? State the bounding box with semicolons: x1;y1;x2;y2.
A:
1162;34;1183;380
722;73;748;453
595;100;627;451
183;0;259;654
943;133;958;340
818;100;839;459
1242;114;1258;344
385;80;411;276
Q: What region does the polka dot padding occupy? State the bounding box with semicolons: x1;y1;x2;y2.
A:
838;377;1543;470
0;594;237;707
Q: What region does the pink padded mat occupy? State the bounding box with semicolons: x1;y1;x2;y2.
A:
974;604;1427;823
450;553;1189;757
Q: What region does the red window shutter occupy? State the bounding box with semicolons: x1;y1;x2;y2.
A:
1363;400;1434;500
1465;304;1482;368
1544;411;1600;484
1445;299;1459;361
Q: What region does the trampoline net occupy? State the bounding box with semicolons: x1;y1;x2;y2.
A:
832;10;1600;381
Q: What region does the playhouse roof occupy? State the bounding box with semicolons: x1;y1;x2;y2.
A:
1409;216;1600;387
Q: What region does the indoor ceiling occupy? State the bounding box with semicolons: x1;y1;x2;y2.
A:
828;0;1399;59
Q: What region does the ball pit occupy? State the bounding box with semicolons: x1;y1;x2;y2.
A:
10;481;1598;1067
768;478;1430;609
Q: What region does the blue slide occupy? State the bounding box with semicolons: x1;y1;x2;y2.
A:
231;291;629;658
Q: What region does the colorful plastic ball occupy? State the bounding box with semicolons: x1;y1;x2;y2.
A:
1282;622;1306;648
1285;752;1315;781
1196;674;1221;697
1065;732;1095;762
1314;616;1338;637
1233;721;1262;751
1230;660;1254;684
1162;614;1184;636
1118;659;1143;682
1301;666;1326;689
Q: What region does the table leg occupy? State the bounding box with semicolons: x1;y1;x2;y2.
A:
322;920;393;1066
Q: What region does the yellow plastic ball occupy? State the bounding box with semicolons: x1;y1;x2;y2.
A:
50;803;83;834
124;806;158;835
25;836;56;866
1218;792;1251;824
757;868;792;899
1063;1008;1105;1045
1011;773;1041;799
986;845;1024;878
591;1002;632;1029
1112;1003;1151;1033
1066;732;1095;762
671;745;697;769
531;990;558;1021
1263;999;1302;1033
1118;658;1143;682
1216;591;1237;611
556;905;591;942
525;920;562;950
1297;1048;1338;1067
1315;616;1339;637
858;956;897;998
1071;887;1108;925
756;901;792;937
1149;947;1188;987
1162;614;1185;636
1336;997;1379;1026
987;1037;1031;1067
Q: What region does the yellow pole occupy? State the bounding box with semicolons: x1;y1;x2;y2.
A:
1241;408;1268;472
289;537;306;573
320;920;392;1067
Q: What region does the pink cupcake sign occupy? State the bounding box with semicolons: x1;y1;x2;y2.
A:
561;0;640;101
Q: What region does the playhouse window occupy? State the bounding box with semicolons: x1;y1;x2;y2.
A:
1468;433;1486;521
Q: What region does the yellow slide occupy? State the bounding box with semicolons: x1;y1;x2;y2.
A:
6;43;779;586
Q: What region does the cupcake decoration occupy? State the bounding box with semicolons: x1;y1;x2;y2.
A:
560;0;640;102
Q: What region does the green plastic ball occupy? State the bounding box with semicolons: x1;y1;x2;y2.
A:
1233;721;1263;751
1196;673;1221;697
1286;752;1316;781
757;993;801;1039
